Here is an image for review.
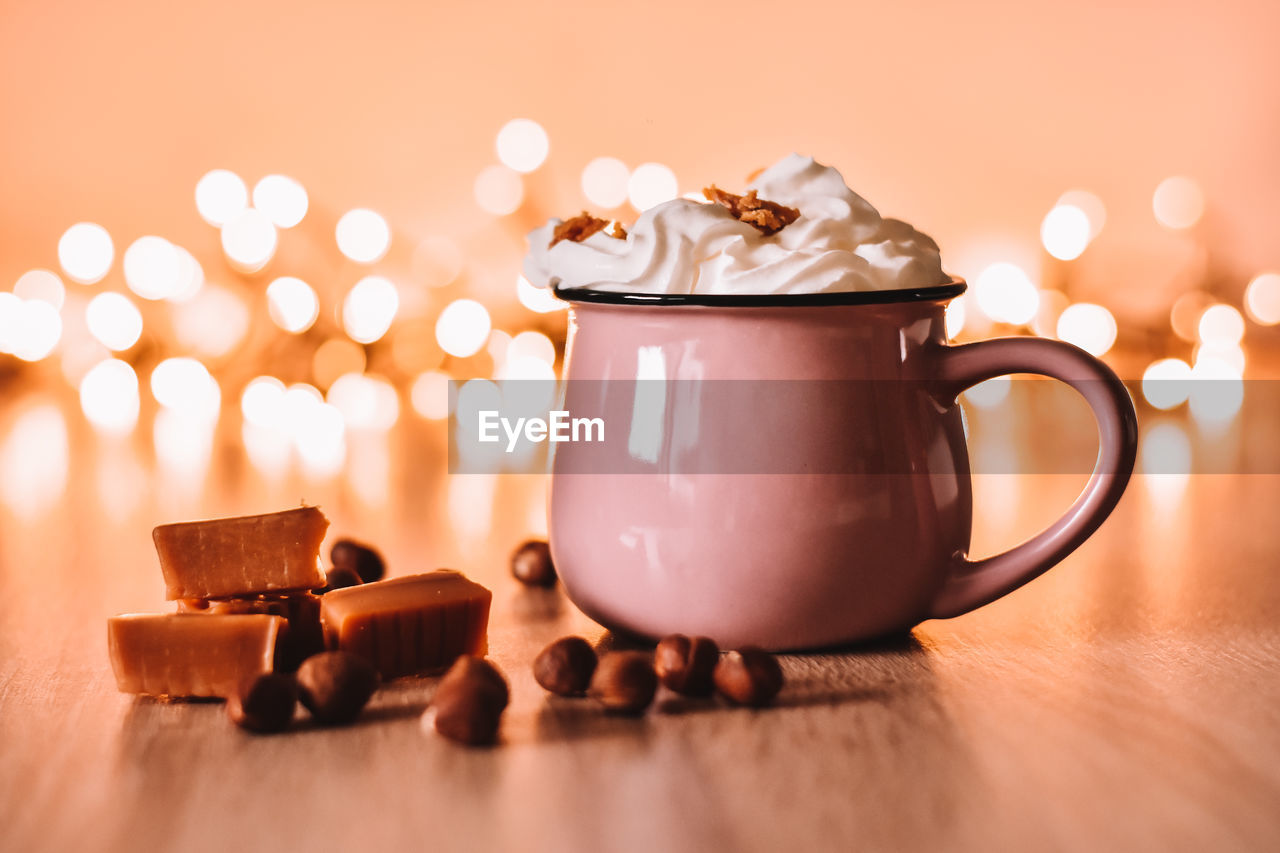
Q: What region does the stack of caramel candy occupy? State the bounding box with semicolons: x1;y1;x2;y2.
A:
107;506;494;735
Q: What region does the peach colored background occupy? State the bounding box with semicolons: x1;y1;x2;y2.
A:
2;0;1278;318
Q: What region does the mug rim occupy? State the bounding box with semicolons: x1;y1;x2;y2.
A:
552;277;966;307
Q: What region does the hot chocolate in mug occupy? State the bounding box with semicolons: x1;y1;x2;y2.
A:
547;279;1138;650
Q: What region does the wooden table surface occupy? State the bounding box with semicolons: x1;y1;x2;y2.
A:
1;387;1278;853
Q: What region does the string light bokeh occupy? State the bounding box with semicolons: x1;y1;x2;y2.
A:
1;110;1278;510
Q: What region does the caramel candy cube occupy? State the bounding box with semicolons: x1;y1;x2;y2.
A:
320;571;492;679
153;506;329;600
107;614;285;698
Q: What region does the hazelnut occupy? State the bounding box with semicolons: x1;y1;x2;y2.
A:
431;656;509;746
588;651;657;715
296;651;380;725
228;673;297;733
510;540;556;587
713;647;784;707
654;634;719;696
331;538;386;583
533;636;597;696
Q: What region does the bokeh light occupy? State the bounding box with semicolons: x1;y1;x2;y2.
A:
252;175;309;228
1197;303;1245;345
342;276;399;344
86;292;143;351
170;284;250;358
13;269;65;309
516;274;565;313
1055;190;1106;239
151;357;221;420
221;208;278;272
124;236;181;300
241;376;287;427
58;223;114;284
195;169;249;227
1244;272;1280;326
1194;342;1245;376
327;373;400;431
312;338;367;389
336;208;391;263
495;119;549;173
1153;176;1204;230
944;294;966;339
499;354;556;382
974;262;1039;325
507;330;556;366
628;162;678;211
412;236;464;288
1056;303;1117;356
581;157;630;208
474;165;524;215
435;298;491;357
266;276;319;333
281;383;324;428
1040;204;1092;261
1142;358;1193;410
10;300;62;362
411;371;452;420
80;359;140;434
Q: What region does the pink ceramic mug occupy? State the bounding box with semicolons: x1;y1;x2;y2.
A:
548;279;1138;650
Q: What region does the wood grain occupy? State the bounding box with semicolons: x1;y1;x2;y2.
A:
1;393;1278;853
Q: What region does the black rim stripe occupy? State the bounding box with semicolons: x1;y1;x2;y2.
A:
551;279;966;307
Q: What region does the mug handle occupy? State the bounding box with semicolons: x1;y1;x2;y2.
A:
926;337;1139;619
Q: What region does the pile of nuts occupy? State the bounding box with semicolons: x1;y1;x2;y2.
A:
537;634;784;712
423;634;785;748
230;650;380;733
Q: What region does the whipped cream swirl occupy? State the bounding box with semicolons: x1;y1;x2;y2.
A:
522;154;946;295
